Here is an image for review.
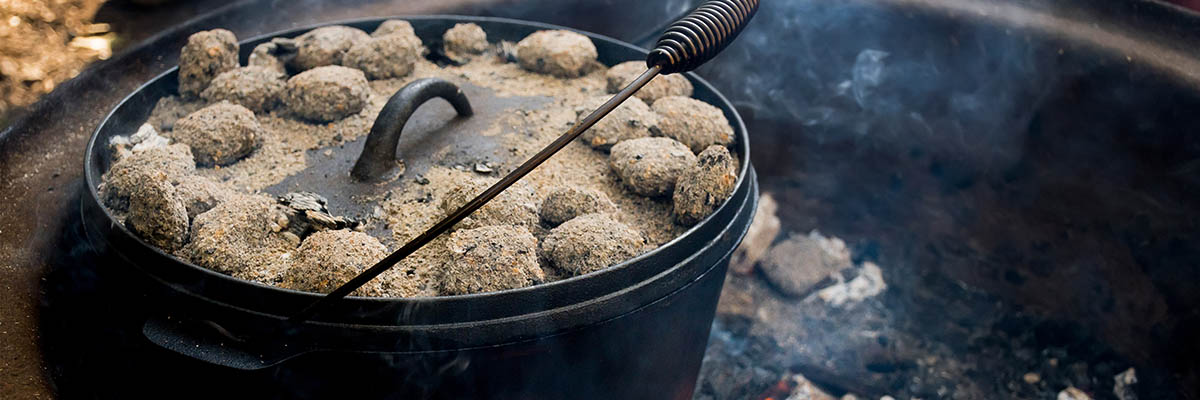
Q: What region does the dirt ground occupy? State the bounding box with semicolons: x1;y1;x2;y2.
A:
0;0;111;126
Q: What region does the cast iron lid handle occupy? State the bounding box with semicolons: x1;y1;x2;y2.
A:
351;78;473;181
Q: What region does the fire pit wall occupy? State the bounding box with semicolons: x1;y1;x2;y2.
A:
690;0;1200;397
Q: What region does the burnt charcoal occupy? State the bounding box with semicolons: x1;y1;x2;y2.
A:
277;192;361;239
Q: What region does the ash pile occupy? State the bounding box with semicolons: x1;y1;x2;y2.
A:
693;194;1141;400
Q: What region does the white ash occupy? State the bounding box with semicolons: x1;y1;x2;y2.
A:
1057;387;1092;400
785;373;838;400
759;230;853;297
1113;368;1137;400
109;123;169;155
816;261;886;307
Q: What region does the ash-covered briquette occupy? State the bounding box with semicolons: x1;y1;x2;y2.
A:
673;145;738;225
439;174;540;231
608;137;696;197
290;25;370;71
248;40;291;75
443;23;488;63
283;65;370;122
371;19;424;52
200;66;287;113
652;96;735;154
539;187;615;227
125;172;190;252
171;101;262;167
178;29;239;98
145;96;206;132
172;175;234;219
100;143;196;212
605;61;693;103
437;225;544;295
184;194;299;280
344;34;419;80
575;94;658;150
279;229;388;297
541;213;646;276
758;231;852;297
516;30;598;78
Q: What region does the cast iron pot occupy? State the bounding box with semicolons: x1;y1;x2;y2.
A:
79;16;757;400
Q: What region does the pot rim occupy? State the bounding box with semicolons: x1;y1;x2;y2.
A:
83;14;751;310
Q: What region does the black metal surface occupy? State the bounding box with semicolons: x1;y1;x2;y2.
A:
648;0;759;74
351;78;473;181
69;16;757;398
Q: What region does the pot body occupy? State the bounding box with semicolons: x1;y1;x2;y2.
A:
73;16;757;399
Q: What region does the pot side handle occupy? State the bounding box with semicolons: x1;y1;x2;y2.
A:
142;315;310;371
351;78;474;181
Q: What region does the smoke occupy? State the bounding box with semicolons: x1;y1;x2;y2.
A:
694;0;1067;170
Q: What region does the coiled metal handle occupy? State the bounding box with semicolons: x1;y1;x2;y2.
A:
647;0;760;74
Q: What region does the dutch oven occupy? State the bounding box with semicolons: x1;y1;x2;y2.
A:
78;15;757;400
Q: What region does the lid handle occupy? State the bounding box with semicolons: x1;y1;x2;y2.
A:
351;78;473;181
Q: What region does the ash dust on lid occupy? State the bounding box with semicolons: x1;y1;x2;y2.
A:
99;23;741;298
